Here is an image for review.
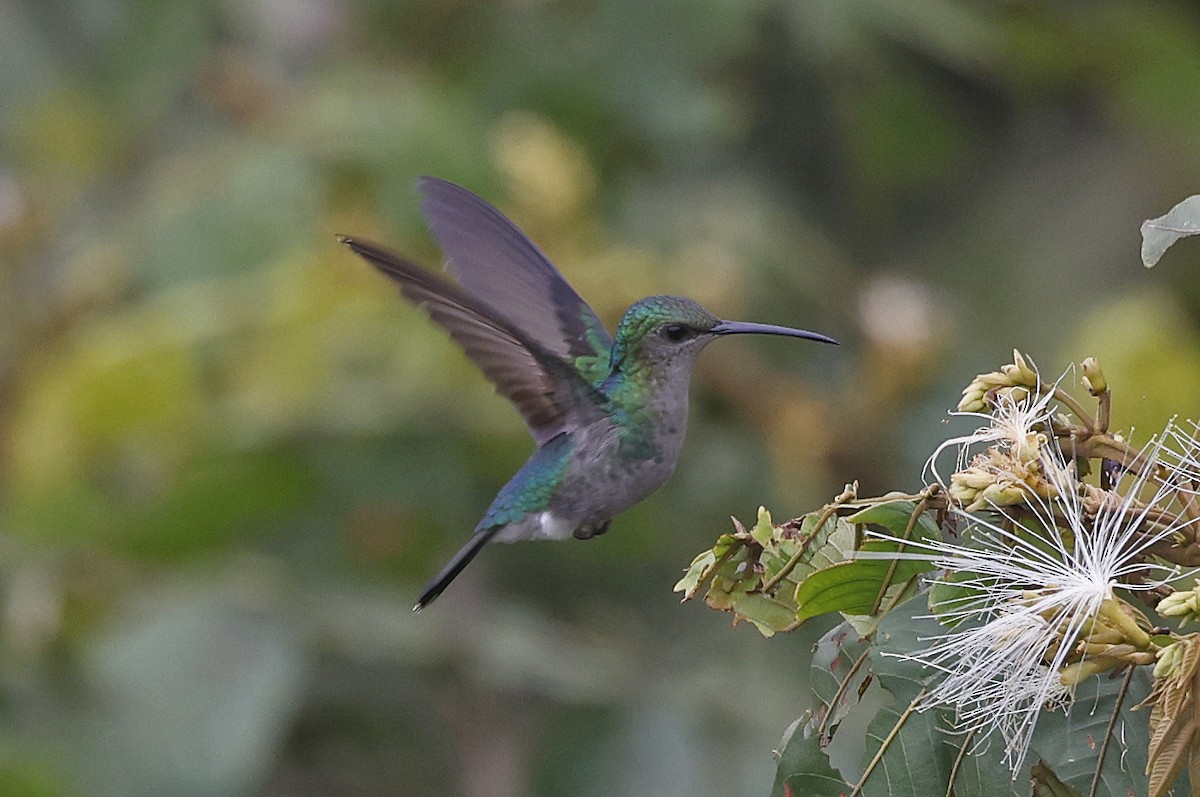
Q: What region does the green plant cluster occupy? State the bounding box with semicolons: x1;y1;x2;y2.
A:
683;343;1200;797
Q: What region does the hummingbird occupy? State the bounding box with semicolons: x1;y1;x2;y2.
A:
337;178;837;611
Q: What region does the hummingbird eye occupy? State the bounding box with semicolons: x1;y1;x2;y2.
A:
660;323;693;343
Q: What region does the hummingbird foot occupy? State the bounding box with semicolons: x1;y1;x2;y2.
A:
573;519;612;540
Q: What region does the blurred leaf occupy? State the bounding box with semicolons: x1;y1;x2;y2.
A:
1142;195;1200;268
102;0;213;114
111;449;315;558
133;145;323;288
0;762;70;797
7;449;313;558
282;67;491;205
844;64;966;200
83;586;307;797
1105;5;1200;171
1063;289;1200;431
11;86;120;177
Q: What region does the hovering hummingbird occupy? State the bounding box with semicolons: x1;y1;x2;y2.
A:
338;178;837;611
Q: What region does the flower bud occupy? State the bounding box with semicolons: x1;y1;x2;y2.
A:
952;467;996;490
1060;656;1123;686
947;481;979;506
956;353;1040;413
995;386;1031;406
1156;582;1200;626
1081;357;1106;396
966;481;1026;512
977;370;1011;388
957;386;987;413
1154;641;1183;679
1010;349;1038;386
1157;592;1195;617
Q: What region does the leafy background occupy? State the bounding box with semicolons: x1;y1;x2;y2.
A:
3;1;1200;795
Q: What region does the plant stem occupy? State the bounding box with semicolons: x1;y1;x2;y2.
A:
760;483;857;596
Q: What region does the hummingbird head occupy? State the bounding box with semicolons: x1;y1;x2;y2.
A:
609;296;722;374
609;295;837;379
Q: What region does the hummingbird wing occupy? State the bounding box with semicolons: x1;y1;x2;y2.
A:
337;236;607;445
417;177;614;372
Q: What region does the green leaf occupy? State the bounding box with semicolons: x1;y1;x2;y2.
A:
1142;195;1200;267
869;594;942;696
674;531;745;598
793;542;934;624
727;592;803;637
951;736;1030;797
678;506;860;635
675;549;718;596
751;505;775;546
927;569;985;627
866;595;1170;796
860;595;1030;797
808;623;872;742
859;693;954;797
1030;761;1085;797
793;561;887;622
771;717;852;797
1031;669;1155;797
771;511;859;579
848;500;940;544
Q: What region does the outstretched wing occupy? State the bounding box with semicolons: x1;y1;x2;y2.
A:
337;236;605;445
417;177;613;367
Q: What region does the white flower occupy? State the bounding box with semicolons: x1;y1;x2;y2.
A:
872;421;1195;773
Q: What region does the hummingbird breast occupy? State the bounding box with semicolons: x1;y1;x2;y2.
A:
483;376;694;545
553;397;690;525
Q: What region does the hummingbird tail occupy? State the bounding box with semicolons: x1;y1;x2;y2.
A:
413;526;500;612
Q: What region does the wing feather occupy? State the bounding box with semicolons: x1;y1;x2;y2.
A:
338;236;604;444
418;177;613;363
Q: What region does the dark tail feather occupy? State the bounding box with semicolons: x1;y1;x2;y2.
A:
413;527;499;612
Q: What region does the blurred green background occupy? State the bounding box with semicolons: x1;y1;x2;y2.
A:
3;1;1200;795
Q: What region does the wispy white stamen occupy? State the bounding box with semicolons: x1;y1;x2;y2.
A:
925;382;1060;488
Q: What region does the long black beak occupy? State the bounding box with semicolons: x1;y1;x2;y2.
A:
711;320;838;345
